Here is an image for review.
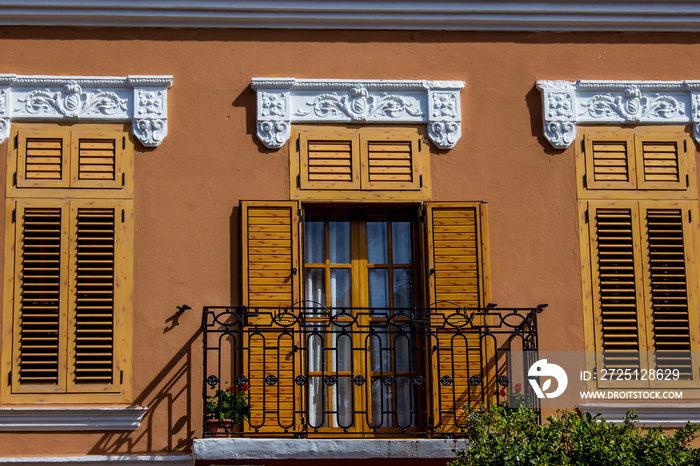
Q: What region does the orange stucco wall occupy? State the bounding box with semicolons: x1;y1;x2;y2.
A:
0;27;698;456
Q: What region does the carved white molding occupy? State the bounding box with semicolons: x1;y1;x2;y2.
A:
251;78;464;150
0;75;173;147
0;406;148;431
537;80;700;149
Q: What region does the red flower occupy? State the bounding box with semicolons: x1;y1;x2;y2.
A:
226;385;235;393
500;389;507;396
492;389;498;395
241;383;249;392
514;383;522;391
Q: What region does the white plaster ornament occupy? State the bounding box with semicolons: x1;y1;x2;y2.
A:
537;80;700;149
251;78;464;150
0;75;173;147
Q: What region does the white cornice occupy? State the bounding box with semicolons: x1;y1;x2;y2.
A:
537;80;700;149
0;1;700;31
0;406;148;431
251;77;464;150
0;74;173;147
578;404;700;428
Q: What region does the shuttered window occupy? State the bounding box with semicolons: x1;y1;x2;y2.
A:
10;123;131;195
587;201;697;387
582;127;687;191
241;201;491;433
578;125;699;389
3;123;133;403
291;126;429;200
7;200;129;399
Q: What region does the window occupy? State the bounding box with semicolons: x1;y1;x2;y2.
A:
303;207;420;432
240;200;491;433
577;125;700;388
2;123;133;403
290;126;430;201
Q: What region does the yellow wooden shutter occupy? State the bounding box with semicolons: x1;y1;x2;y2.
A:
583;130;636;190
425;202;491;432
70;127;125;189
15;127;71;189
7;199;129;400
11;200;69;393
587;202;648;380
588;201;699;387
634;133;687;190
241;201;300;433
298;131;361;191
639;203;696;382
361;130;423;191
67;200;127;393
291;126;430;201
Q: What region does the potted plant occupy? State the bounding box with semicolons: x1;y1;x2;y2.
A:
206;382;250;433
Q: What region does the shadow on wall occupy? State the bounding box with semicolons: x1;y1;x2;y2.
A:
88;327;202;454
88;207;243;454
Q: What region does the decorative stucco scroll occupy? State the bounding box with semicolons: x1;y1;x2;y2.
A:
251;78;464;149
0;75;173;147
537;80;700;149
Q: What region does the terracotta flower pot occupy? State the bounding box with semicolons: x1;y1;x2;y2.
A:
206;419;242;435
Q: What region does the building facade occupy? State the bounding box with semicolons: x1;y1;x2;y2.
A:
0;2;699;464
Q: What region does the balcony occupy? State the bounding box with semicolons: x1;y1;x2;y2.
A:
201;303;544;438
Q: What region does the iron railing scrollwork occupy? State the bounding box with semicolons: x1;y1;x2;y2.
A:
202;302;545;437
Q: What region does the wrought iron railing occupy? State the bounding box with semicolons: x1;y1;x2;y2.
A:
202;303;545;437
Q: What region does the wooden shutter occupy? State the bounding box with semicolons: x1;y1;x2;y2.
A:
16;127;70;189
588;201;698;387
11;201;69;393
298;131;361;191
425;202;491;432
361;131;423;191
241;201;300;433
588;203;648;379
640;204;694;381
8;199;129;400
291;126;430;201
635;133;687;190
70;128;125;189
67;201;126;393
583;131;636;190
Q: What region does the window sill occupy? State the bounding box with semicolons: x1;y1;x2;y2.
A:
0;406;148;431
578;404;700;428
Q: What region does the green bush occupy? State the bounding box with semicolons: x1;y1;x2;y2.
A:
449;406;700;466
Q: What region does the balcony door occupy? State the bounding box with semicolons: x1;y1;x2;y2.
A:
303;207;421;433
